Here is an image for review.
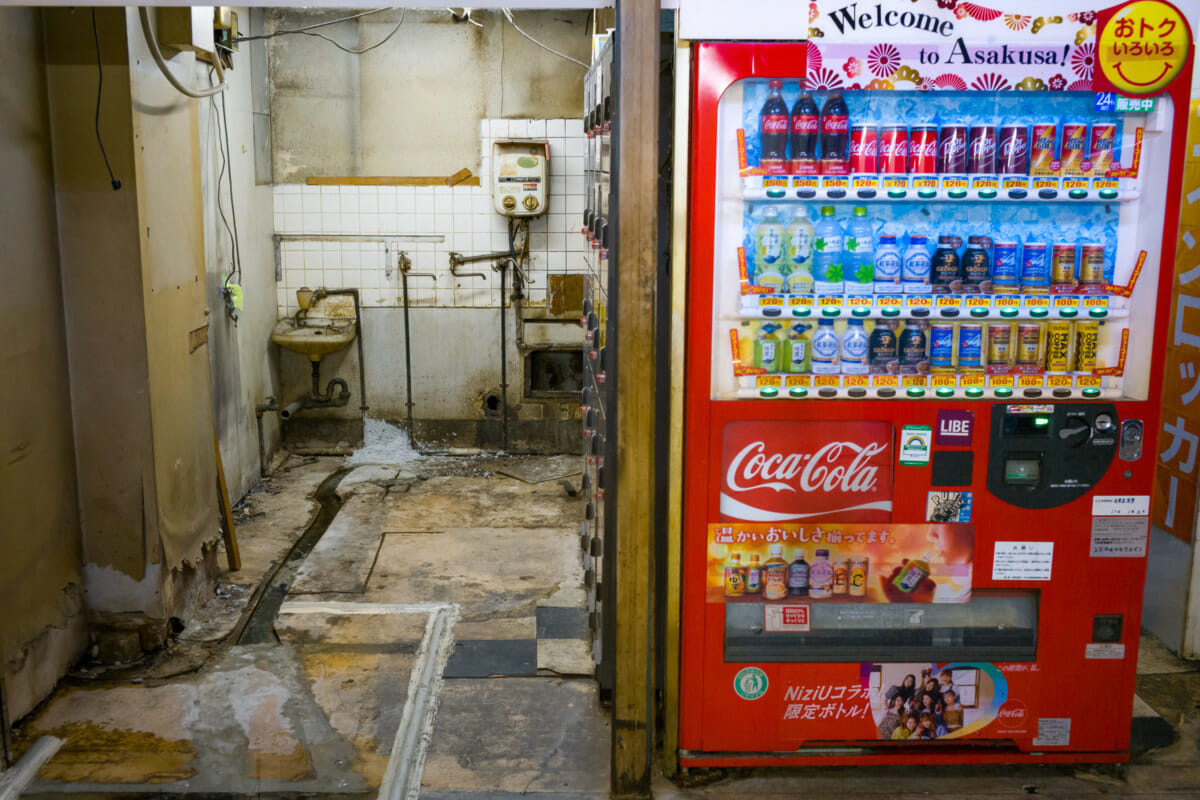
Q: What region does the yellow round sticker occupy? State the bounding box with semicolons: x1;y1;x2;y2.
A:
1098;1;1190;96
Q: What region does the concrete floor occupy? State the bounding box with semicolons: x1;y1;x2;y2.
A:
8;447;1200;798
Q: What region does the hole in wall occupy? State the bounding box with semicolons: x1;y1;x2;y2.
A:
525;349;584;398
483;393;502;415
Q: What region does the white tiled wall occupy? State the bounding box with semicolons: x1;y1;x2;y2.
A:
274;118;589;315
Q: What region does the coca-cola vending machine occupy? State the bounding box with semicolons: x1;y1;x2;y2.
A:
677;0;1193;765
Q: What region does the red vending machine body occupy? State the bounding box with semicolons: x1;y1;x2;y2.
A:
679;2;1194;766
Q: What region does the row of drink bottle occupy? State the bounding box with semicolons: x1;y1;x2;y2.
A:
723;545;878;600
747;317;1100;375
760;81;1116;177
753;205;1107;295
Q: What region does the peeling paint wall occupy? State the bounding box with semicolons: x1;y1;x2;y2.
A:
42;7;221;659
268;8;589;181
200;8;282;499
0;7;89;721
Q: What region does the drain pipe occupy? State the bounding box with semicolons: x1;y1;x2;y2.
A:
320;288;368;416
495;257;510;452
254;397;279;478
399;252;436;438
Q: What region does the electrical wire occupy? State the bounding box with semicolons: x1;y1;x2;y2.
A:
501;9;587;69
207;68;239;289
138;7;227;98
232;7;389;42
219;88;242;286
92;9;121;191
293;10;406;55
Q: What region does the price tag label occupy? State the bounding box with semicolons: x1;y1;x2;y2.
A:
1046;375;1073;387
1063;178;1088;191
757;375;782;388
793;175;819;190
1032;177;1060;190
1076;375;1102;388
1092;178;1118;191
942;177;968;191
931;375;956;388
902;375;928;387
1002;177;1030;191
994;295;1021;307
1082;296;1108;308
912;177;937;191
819;296;843;307
760;296;785;307
960;374;985;388
815;375;840;387
907;296;933;309
936;295;963;309
848;296;873;308
784;375;811;387
1018;375;1044;388
844;375;869;387
852;176;879;190
971;176;999;190
872;375;899;387
876;295;903;308
822;176;849;190
965;295;990;308
989;375;1015;387
1054;296;1080;309
882;177;908;190
1024;296;1050;308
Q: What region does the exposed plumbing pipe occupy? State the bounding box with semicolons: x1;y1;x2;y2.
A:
399;252;436;438
496;258;510;452
254;397;279;478
319;288;368;416
138;7;227;98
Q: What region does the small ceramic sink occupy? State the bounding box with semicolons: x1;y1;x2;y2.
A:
271;318;357;361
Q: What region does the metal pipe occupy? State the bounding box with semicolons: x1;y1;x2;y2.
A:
398;252;436;439
497;260;510;452
320;289;368;415
447;251;490;280
254;397;279;478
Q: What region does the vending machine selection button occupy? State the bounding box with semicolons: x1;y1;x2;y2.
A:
911;307;930;317
906;386;926;398
818;387;838;398
857;189;877;199
848;387;867;398
978;188;998;199
1000;307;1019;318
1052;388;1072;398
759;386;779;398
766;187;786;199
917;188;938;199
995;386;1013;398
881;307;900;317
877;387;896;398
762;306;782;317
1098;188;1119;200
966;387;984;398
796;188;817;199
935;386;955;398
1059;307;1079;318
827;189;847;199
788;386;808;398
1007;188;1028;199
1068;188;1088;199
851;306;870;318
1038;188;1059;199
821;307;841;318
940;308;960;317
969;307;989;318
791;306;812;318
1088;307;1108;318
1023;387;1043;397
948;188;967;199
1082;387;1101;398
1030;307;1049;318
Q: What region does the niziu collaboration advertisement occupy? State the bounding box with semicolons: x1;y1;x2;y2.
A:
709;522;973;603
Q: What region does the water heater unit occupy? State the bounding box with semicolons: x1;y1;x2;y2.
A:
492;140;549;218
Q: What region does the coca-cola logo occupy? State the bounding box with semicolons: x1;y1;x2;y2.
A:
910;139;937;158
792;117;819;133
880;140;909;157
762;116;788;133
849;140;878;156
720;421;893;522
996;700;1028;730
822;116;850;133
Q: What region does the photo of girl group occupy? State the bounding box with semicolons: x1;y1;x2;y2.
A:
869;663;987;741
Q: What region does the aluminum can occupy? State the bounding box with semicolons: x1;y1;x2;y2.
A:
849;125;878;174
879;125;909;175
1089;122;1117;176
987;322;1012;366
961;236;991;292
991;241;1021;292
998;124;1029;175
908;125;938;174
968;124;998;174
929;323;956;372
957;323;984;372
1079;244;1106;290
1016;323;1042;366
938;124;969;174
1060;121;1089;176
1020;243;1049;294
1029;122;1059;176
1045;320;1073;372
1051;243;1077;292
1075;321;1098;372
899;322;928;373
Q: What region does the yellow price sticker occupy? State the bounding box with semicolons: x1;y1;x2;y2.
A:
1018;375;1044;388
1099;1;1189;97
989;375;1015;387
